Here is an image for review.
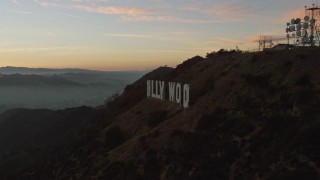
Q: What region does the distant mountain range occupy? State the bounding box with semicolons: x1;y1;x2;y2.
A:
0;66;149;84
0;74;82;87
0;66;148;75
0;67;148;112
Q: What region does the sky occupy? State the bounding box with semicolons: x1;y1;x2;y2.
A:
0;0;316;70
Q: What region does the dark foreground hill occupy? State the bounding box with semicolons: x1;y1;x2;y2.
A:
1;48;320;179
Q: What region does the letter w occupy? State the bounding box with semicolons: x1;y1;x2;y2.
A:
168;82;176;102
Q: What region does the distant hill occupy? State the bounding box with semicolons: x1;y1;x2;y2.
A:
0;74;82;87
0;47;319;179
0;67;147;112
0;66;95;75
0;66;149;75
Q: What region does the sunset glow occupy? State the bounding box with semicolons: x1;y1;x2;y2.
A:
0;0;309;70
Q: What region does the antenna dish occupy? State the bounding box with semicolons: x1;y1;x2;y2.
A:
291;19;296;24
310;18;316;23
310;35;315;42
302;29;307;37
296;30;301;37
289;26;295;32
304;16;310;21
295;18;301;24
303;22;309;29
302;36;310;43
297;23;302;30
310;23;315;28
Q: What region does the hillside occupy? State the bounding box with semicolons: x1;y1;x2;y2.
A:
1;47;320;179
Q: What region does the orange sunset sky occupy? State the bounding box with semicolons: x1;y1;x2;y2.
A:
0;0;312;70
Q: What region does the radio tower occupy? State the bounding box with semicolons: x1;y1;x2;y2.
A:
305;2;320;46
258;35;273;51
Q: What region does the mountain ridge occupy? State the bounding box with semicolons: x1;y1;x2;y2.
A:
0;74;83;87
0;66;149;75
0;68;147;113
0;47;320;179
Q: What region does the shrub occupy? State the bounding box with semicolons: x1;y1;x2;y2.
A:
197;77;215;97
296;54;306;59
104;93;120;107
175;55;204;72
206;51;216;58
243;74;271;88
295;74;312;87
104;125;125;150
250;54;260;63
282;60;293;68
148;111;168;127
206;49;240;58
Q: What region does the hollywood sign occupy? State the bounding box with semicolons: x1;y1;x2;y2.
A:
147;80;190;108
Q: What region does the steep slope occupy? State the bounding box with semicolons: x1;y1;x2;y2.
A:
1;48;320;179
98;48;320;180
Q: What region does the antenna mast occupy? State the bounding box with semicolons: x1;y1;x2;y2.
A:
258;35;273;51
305;3;320;46
285;1;320;47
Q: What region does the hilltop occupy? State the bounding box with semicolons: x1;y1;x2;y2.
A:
0;47;320;179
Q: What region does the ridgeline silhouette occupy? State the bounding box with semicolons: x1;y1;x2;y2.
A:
0;47;320;179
